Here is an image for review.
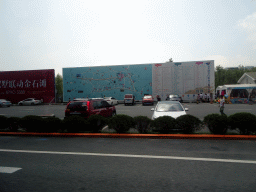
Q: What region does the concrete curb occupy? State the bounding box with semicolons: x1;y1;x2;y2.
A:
1;132;256;140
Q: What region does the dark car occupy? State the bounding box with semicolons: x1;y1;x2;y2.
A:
65;98;116;119
166;95;183;102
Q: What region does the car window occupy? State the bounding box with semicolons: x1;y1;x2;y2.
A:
156;103;183;112
125;95;133;98
101;100;111;107
93;101;103;109
67;102;87;111
144;96;152;99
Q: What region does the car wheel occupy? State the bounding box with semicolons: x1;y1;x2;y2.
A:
19;103;22;106
31;103;35;105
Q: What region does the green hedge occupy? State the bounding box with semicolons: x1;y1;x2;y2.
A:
203;114;228;134
108;114;135;133
176;114;202;134
151;116;176;134
1;112;256;135
134;116;152;134
228;112;256;135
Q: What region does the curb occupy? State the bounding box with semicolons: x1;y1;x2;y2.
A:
1;132;256;140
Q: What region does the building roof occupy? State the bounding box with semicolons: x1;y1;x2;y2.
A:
237;72;256;83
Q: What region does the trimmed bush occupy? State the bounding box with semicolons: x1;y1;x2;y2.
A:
0;115;9;129
87;115;108;133
63;116;89;133
134;116;152;134
228;112;256;135
43;117;62;132
176;114;202;134
151;116;176;134
20;115;45;132
203;114;228;134
108;114;135;133
8;117;21;132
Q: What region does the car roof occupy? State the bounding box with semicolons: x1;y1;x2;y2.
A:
157;101;180;104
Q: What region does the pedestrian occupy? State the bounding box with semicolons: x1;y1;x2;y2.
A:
197;94;200;104
200;93;203;102
219;95;225;115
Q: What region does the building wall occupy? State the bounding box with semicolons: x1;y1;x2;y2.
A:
63;60;215;102
63;64;152;101
152;61;215;100
239;76;255;84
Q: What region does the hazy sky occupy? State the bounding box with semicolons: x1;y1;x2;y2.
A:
1;0;256;76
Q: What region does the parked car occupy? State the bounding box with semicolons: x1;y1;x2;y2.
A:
104;97;118;105
0;99;12;107
166;94;183;102
151;101;188;120
124;94;135;105
142;95;154;106
18;98;42;106
65;98;116;119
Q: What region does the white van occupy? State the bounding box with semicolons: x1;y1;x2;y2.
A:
124;94;135;105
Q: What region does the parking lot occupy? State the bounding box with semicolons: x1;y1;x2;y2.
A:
0;102;255;121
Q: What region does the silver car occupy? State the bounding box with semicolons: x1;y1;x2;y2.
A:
0;99;12;107
151;101;188;120
166;95;183;102
104;97;118;105
18;98;42;106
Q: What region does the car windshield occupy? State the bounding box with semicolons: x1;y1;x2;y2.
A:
67;102;87;110
156;103;183;112
144;96;152;99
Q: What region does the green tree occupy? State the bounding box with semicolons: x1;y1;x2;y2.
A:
55;73;63;102
214;65;254;89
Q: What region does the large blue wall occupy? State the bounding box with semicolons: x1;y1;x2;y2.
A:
63;64;152;101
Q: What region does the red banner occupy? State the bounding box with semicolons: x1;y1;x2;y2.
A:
0;69;55;103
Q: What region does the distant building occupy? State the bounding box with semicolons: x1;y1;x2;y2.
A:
238;72;256;84
244;66;254;70
224;67;239;70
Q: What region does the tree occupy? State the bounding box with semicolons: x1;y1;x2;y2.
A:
55;73;63;102
214;65;254;89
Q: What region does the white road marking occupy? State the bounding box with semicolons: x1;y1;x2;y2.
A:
0;166;22;173
0;149;256;164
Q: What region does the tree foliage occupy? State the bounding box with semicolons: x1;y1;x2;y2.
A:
215;65;256;88
55;73;63;102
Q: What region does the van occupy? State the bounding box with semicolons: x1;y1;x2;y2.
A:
124;94;135;105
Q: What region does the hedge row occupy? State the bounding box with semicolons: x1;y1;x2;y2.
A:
0;112;256;135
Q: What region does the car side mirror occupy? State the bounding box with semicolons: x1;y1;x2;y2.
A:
185;108;189;111
151;108;155;111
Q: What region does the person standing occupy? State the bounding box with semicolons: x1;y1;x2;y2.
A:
197;94;200;104
219;95;225;115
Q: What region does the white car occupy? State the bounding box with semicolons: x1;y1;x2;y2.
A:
104;97;118;105
151;101;188;120
18;98;42;106
0;99;12;107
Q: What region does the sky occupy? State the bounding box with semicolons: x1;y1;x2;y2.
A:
1;0;256;76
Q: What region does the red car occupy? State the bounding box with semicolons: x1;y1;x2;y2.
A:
142;95;154;106
65;98;116;119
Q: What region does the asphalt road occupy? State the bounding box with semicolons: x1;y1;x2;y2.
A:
0;102;255;121
1;137;256;192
